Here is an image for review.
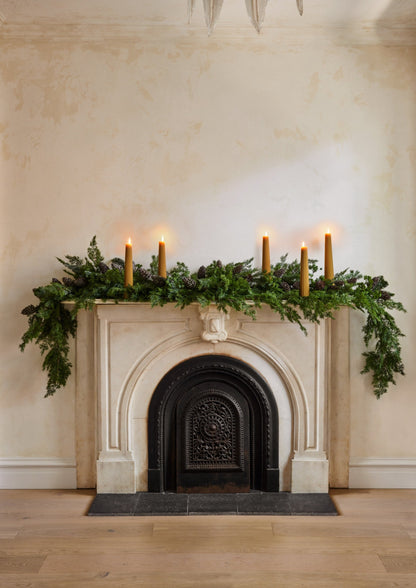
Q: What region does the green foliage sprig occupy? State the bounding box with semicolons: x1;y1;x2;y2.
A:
20;237;405;399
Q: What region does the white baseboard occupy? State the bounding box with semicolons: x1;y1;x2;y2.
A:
0;457;77;489
349;458;416;489
2;457;415;490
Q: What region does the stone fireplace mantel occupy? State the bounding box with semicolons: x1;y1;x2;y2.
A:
74;303;350;494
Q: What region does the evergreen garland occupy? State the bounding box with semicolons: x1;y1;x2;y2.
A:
20;237;405;399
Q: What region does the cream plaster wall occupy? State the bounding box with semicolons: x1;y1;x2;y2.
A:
1;29;415;477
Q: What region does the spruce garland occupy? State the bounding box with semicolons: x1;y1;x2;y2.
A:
20;237;406;399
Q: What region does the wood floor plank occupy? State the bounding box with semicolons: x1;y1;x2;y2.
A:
0;537;165;557
0;528;19;539
0;555;46;573
1;489;416;587
2;533;415;559
379;554;416;573
15;521;154;538
161;535;416;556
272;520;410;538
2;571;416;588
38;551;386;574
403;524;416;539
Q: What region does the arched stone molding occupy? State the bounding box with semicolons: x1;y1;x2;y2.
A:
121;334;306;449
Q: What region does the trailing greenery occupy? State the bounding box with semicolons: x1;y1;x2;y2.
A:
20;237;405;399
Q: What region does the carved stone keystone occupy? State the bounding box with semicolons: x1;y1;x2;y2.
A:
199;307;229;343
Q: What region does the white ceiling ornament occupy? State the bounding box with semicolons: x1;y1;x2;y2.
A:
203;0;224;34
188;0;223;34
188;0;303;34
245;0;269;33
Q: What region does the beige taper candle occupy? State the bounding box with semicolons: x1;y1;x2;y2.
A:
158;236;167;278
262;233;271;273
124;238;133;287
324;230;334;280
300;242;309;297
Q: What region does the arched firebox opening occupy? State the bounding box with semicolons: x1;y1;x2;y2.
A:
148;355;279;493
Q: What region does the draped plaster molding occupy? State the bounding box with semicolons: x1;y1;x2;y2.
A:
1;23;415;46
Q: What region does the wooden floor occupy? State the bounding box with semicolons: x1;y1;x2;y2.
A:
1;489;416;587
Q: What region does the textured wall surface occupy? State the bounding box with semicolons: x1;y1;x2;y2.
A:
1;29;415;470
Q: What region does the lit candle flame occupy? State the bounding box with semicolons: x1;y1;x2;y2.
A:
264;232;268;238
326;228;331;235
127;237;132;245
302;241;305;248
160;235;165;243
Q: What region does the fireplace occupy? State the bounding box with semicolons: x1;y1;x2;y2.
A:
148;355;279;493
73;302;350;495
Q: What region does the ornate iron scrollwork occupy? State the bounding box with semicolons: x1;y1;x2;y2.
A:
147;354;279;492
184;393;244;470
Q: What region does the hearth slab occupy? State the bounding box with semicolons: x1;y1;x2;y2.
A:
87;493;140;516
237;492;291;515
136;492;189;515
188;493;238;515
290;492;338;515
88;492;338;516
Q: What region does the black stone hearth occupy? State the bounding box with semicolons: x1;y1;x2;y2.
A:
88;492;338;516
